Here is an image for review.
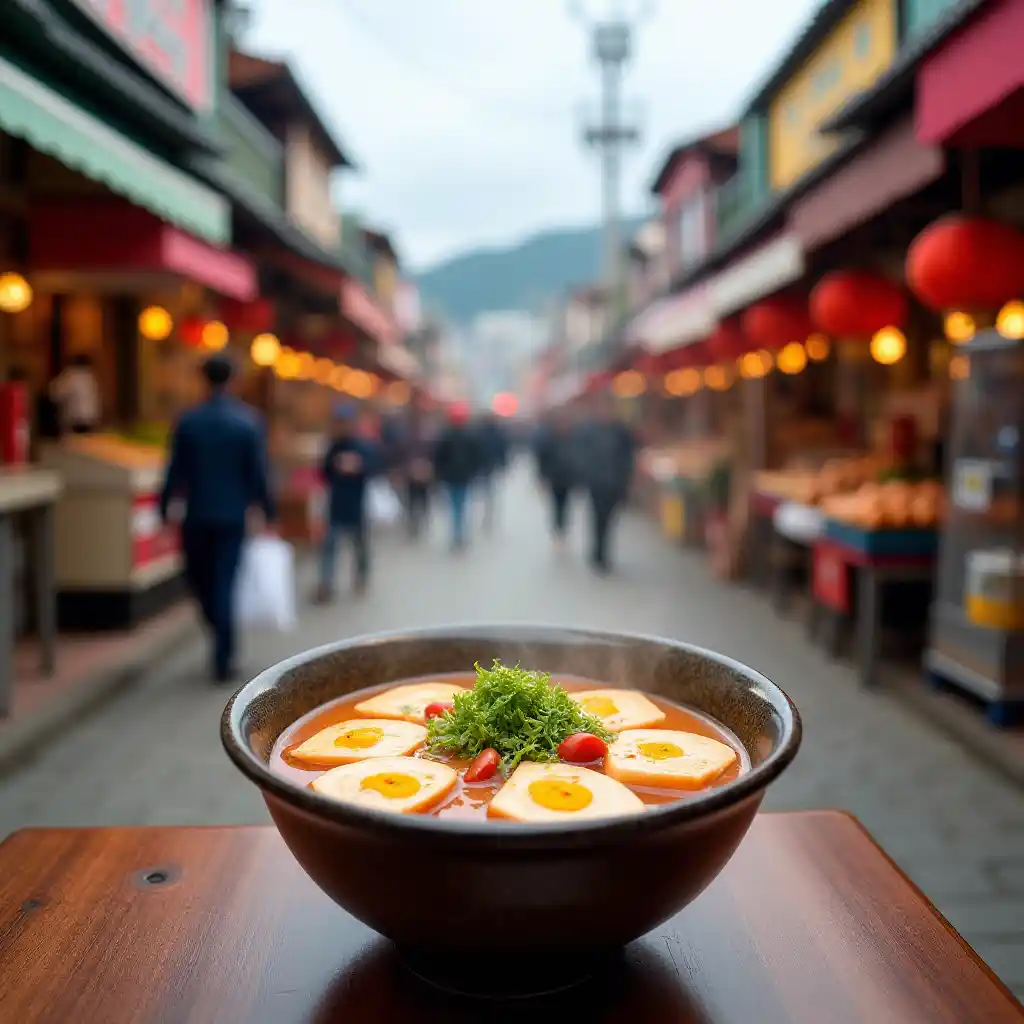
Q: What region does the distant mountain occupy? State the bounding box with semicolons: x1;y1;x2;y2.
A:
415;219;643;324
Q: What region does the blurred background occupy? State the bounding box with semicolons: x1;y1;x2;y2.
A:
0;0;1022;1000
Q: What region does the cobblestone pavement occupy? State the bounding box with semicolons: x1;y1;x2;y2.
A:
1;465;1021;997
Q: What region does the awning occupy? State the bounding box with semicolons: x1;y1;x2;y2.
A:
791;118;945;251
709;234;804;319
30;202;256;300
0;54;229;244
629;285;715;353
916;0;1024;147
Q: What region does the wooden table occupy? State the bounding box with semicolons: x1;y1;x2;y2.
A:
0;813;1019;1023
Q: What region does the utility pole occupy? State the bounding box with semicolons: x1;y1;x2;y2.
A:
571;1;651;324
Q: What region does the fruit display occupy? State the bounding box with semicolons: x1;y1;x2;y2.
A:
755;454;885;506
821;479;946;530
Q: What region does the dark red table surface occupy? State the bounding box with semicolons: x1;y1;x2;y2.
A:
0;811;1020;1023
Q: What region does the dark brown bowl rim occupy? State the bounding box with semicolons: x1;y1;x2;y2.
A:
221;624;802;846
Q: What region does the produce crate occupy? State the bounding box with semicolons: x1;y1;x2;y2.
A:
823;518;938;557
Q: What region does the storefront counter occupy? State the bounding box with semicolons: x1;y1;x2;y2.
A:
39;436;182;630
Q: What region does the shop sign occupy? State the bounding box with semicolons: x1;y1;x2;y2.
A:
952;459;993;512
69;0;212;111
813;543;851;614
132;494;180;568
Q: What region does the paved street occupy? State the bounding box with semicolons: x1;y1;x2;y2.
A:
1;464;1022;996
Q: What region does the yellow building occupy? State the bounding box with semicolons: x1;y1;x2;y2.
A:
768;0;898;191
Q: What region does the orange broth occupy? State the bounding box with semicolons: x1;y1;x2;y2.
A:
270;674;748;821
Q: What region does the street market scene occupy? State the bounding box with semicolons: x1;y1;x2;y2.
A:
0;0;1023;1020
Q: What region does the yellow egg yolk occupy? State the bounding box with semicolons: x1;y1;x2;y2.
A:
582;696;619;717
360;772;421;799
638;741;685;760
335;727;385;750
528;779;593;812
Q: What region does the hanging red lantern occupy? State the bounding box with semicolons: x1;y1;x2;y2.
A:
220;298;275;334
810;271;907;339
741;296;814;351
707;320;749;361
906;214;1024;312
178;316;206;348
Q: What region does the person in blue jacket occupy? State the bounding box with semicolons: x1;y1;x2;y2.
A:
317;402;380;602
159;354;275;683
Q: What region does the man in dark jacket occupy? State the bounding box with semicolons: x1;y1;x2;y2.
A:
160;355;274;683
572;395;636;574
433;402;482;551
534;407;577;548
396;405;437;539
475;411;509;532
318;403;380;601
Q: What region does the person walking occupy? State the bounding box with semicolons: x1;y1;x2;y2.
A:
49;353;100;435
433;402;483;551
475;411;509;533
572;394;636;575
317;403;380;602
160;354;274;683
534;407;577;548
398;405;436;539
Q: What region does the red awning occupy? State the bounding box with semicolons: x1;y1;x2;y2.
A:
341;278;398;346
29;201;256;300
917;0;1024;147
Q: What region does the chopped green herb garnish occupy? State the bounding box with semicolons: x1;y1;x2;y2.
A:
426;660;614;774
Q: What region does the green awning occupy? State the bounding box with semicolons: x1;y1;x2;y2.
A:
0;55;229;245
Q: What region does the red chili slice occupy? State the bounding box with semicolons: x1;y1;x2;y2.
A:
464;748;500;783
424;701;453;720
558;733;608;763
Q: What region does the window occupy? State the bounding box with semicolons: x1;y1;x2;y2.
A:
811;59;841;99
854;22;872;61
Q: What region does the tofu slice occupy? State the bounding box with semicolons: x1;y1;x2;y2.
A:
312;756;457;814
287;719;426;767
488;762;644;823
605;729;738;791
571;688;667;732
353;682;468;724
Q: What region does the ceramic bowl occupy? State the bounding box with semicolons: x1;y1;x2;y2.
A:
222;625;801;995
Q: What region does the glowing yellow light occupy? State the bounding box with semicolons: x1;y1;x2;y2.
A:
996;300;1024;340
949;353;971;381
296;352;316;380
313;357;335;385
250;332;281;367
137;305;173;341
366;372;381;396
0;273;33;314
870;326;907;366
344;369;374;399
738;349;772;379
704;364;733;391
612;369;646;398
275;347;301;379
805;333;830;362
202;320;229;351
329;365;349;391
386;380;411;405
944;311;975;344
664;368;701;397
776;341;808;375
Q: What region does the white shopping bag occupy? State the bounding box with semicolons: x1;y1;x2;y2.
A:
367;479;402;526
235;535;297;632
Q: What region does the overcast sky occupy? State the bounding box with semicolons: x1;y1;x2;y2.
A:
248;0;822;270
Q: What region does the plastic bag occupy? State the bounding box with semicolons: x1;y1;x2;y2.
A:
235;535;296;632
367;479;402;525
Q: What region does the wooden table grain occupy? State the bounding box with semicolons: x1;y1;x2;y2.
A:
0;811;1020;1024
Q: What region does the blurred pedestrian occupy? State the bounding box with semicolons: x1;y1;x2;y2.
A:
49;352;100;435
317;402;380;602
534;407;577;549
475;410;509;533
572;394;636;575
160;354;275;683
397;404;437;539
433;402;483;551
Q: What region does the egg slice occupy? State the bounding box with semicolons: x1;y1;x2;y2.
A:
353;681;468;724
571;689;667;732
287;719;427;767
605;729;738;791
488;762;644;823
312;756;458;814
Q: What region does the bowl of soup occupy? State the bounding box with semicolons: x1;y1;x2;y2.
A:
222;625;800;994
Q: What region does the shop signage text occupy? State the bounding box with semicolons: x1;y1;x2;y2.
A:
70;0;211;111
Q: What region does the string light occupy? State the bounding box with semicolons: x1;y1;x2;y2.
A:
250;333;281;367
138;305;173;341
944;311;975;344
776;341;807;375
805;333;831;361
870;326;907;365
996;300;1024;340
664;368;701;396
202;320;229;351
0;273;32;314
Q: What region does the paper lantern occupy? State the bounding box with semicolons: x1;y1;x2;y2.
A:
742;297;813;351
810;271;907;339
707;320;749;362
907;214;1024;312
